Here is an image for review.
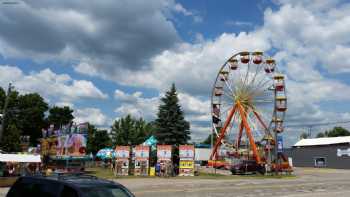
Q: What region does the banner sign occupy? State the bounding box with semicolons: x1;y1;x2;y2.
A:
135;145;150;160
157;145;172;160
179;145;195;160
277;135;283;153
115;146;130;159
337;148;350;157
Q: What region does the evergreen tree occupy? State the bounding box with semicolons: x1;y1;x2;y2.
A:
111;115;153;146
154;84;190;145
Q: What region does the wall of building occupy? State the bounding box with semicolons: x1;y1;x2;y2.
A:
285;143;350;169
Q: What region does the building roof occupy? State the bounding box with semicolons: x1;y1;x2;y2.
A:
0;154;41;163
294;136;350;147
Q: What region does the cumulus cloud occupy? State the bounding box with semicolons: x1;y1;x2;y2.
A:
74;107;109;126
0;65;107;102
0;0;182;72
113;89;210;123
3;0;350;143
114;90;159;120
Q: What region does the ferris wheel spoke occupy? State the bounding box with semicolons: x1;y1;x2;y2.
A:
222;77;235;95
249;62;263;87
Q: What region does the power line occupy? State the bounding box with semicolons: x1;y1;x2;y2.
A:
285;120;350;128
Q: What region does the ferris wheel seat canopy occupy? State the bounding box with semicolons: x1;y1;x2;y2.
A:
274;74;285;80
266;58;276;64
252;51;263;56
239;51;250;56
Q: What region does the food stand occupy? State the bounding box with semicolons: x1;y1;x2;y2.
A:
134;145;150;176
40;123;89;172
115;146;130;176
179;145;195;176
157;145;172;177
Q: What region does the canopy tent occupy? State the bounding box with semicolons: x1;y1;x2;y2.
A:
96;148;115;160
0;154;41;163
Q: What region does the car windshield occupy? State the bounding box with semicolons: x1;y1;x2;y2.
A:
80;185;132;197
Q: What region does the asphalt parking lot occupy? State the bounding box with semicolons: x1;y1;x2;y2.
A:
1;168;350;197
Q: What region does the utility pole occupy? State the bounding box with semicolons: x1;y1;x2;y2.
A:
307;126;313;138
0;83;13;142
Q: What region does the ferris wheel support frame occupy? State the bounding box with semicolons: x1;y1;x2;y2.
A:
209;101;262;164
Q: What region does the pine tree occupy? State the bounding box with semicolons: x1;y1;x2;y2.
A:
154;84;190;145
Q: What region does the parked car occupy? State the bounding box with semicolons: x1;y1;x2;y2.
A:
230;160;265;175
6;173;135;197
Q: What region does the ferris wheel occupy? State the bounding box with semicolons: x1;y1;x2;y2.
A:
210;51;287;164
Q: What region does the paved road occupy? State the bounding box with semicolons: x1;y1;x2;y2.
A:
1;168;350;197
116;168;350;197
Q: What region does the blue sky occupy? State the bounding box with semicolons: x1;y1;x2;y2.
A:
0;0;350;146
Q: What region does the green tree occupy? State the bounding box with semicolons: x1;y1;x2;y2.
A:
16;93;48;144
0;124;21;152
87;124;112;154
47;106;74;128
0;87;5;108
326;127;350;137
154;84;190;145
111;115;153;146
300;132;308;139
316;132;325;138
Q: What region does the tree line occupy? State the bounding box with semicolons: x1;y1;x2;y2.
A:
0;83;191;154
299;126;350;139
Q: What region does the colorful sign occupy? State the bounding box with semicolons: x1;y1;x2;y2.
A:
179;161;194;169
115;146;130;159
157;145;172;160
277;135;283;153
135;145;150;160
179;145;195;160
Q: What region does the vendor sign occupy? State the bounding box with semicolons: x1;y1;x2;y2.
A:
179;145;195;160
135;145;149;160
157;145;172;161
115;146;130;159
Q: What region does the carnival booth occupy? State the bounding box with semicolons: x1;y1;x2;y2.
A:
134;145;150;176
40;123;89;172
179;145;195;176
115;146;130;176
157;145;172;177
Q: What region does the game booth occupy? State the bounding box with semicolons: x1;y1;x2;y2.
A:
134;145;150;176
114;146;130;176
40;123;90;172
179;145;195;176
157;145;172;177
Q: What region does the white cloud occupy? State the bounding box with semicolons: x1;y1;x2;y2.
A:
114;90;159;120
74;107;109;126
225;20;253;27
0;65;108;102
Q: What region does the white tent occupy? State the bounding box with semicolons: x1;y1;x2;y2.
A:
0;154;41;163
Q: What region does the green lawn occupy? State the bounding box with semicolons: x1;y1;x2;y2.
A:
85;167;296;180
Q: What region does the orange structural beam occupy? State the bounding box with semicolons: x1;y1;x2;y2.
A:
253;111;268;131
237;103;262;164
210;105;237;160
236;121;244;152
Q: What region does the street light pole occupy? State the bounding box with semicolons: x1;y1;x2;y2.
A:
0;83;13;142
